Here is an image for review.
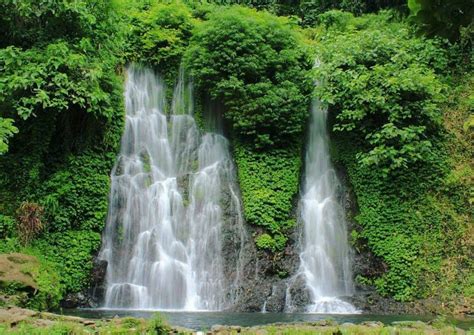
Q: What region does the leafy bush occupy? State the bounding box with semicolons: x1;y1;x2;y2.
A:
0;214;15;239
38;151;115;232
255;233;287;252
300;0;407;26
127;1;196;81
0;42;122;123
0;0;124;152
0;0;125;304
0;252;62;310
0;0;120;48
33;230;101;293
185;6;312;148
26;254;63;310
147;313;171;334
331;76;472;302
315;11;447;175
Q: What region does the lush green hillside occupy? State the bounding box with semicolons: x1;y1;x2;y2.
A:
0;0;471;314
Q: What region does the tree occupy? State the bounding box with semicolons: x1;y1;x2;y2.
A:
408;0;474;41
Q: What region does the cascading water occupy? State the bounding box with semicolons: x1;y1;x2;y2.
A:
99;65;243;311
296;69;358;314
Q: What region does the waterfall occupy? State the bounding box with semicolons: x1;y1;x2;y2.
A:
99;65;243;311
297;69;358;314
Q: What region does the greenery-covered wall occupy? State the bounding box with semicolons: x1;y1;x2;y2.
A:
310;11;472;307
0;0;126;308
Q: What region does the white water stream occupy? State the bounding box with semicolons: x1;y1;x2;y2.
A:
99;65;242;311
297;73;358;314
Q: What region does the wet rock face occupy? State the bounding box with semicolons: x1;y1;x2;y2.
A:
284;275;312;312
227;227;304;313
89;259;108;306
61;292;90;309
349;290;419;315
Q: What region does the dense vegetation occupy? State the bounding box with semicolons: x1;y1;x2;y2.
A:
0;0;125;308
0;0;472;314
312;11;472;306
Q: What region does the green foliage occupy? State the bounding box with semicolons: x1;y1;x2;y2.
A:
25;255;62;311
255;233;288;252
317;11;472;304
127;1;196;81
0;42;121;122
201;0;301;16
0;0;471;312
33;231;101;293
0;118;18;155
300;0;407;26
0;215;15;239
147;312;171;334
0;0;125;307
315;11;447;175
235;144;300;250
408;0;474;41
0;0;121;49
184;5;308;252
185;6;312;148
38;151;115;232
331;75;473;302
333;132;446;301
0;0;125;153
0;252;62;311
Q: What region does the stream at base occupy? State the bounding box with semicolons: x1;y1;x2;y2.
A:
62;309;473;330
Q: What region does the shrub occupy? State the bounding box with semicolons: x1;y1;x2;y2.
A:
33;230;101;293
127;1;196;82
315;11;446;175
147;313;171;334
256;233;288;252
185;6;312;148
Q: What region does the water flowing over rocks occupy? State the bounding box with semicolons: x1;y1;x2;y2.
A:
97;66;247;311
285;67;357;313
80;65;432;315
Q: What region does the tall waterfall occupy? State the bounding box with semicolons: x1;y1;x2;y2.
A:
297;75;358;314
99;65;243;311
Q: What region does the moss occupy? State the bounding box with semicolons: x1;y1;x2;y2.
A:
0;253;61;310
234;142;302;251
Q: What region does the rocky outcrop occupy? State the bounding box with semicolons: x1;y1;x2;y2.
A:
0;253;40;306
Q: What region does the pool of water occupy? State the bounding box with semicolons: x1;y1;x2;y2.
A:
62;309;473;331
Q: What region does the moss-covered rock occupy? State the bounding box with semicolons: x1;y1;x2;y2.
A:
0;253;61;310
